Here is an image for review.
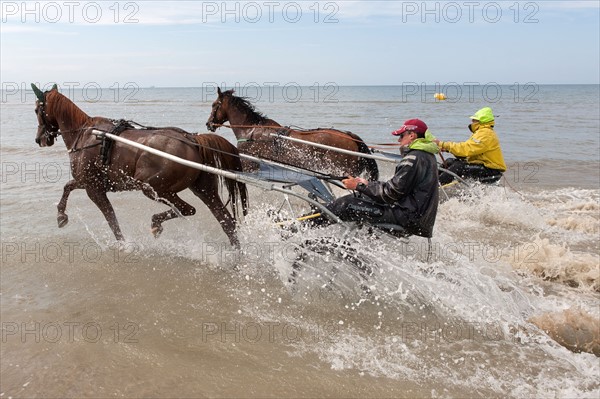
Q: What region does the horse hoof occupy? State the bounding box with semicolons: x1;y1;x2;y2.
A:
57;214;69;228
151;226;163;238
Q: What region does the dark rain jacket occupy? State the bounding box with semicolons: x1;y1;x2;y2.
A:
356;148;439;237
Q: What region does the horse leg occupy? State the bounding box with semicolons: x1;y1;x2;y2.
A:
189;183;239;248
85;187;125;241
141;187;196;238
57;179;83;228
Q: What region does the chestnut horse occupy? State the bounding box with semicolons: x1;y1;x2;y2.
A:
206;88;379;181
32;84;247;247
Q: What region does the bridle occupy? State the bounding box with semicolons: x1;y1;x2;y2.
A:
207;99;223;131
35;93;60;144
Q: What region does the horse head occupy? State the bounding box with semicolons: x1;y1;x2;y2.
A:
32;83;60;147
206;87;235;132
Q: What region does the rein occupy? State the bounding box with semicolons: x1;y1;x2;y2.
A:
214;122;372;144
211;123;283;130
212;123;290;144
208;94;390;150
213;122;401;149
67;120;136;158
438;151;448;168
67;126;101;154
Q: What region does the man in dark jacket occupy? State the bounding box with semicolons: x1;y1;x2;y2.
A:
319;119;439;238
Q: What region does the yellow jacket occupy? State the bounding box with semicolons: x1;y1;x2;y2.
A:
440;122;506;172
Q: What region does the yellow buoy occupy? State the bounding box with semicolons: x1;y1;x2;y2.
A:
434;93;447;101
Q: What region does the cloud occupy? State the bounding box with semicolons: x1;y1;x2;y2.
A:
548;1;600;9
3;1;599;28
0;26;42;33
2;1;286;26
332;0;600;22
142;65;211;72
0;25;79;35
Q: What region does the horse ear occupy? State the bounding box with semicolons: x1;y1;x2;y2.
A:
31;83;45;102
51;84;58;91
217;87;222;96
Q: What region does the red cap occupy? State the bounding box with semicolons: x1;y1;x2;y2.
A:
392;119;428;136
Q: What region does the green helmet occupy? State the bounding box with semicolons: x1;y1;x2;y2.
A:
470;107;494;123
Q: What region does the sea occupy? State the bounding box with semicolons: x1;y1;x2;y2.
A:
1;85;599;398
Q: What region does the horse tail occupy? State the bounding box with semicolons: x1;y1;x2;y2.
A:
344;132;379;181
193;134;249;219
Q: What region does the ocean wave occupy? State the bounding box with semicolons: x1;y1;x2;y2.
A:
509;237;599;292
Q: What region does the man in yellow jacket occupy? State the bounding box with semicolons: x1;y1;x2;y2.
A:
434;107;506;185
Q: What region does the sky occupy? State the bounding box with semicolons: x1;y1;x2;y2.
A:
1;0;599;88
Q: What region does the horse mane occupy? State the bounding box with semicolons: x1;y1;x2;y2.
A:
46;90;90;127
223;90;268;125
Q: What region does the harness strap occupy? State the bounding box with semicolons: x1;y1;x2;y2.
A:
68;142;101;154
101;120;134;165
67;127;91;153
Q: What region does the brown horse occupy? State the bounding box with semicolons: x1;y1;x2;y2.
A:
206;88;379;181
32;84;248;247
